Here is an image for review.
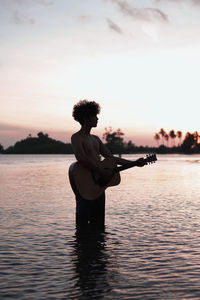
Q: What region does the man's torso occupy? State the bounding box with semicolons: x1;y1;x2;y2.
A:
72;132;101;162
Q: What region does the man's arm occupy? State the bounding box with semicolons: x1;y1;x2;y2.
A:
113;156;145;167
99;138;145;167
99;137;133;165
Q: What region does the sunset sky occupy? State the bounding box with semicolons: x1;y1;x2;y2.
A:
1;0;200;148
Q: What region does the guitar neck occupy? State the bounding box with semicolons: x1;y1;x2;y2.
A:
114;161;138;173
113;154;157;173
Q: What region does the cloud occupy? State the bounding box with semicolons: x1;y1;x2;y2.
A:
37;0;54;6
0;0;54;6
107;18;123;34
78;14;92;23
107;0;169;22
191;0;200;4
143;7;168;22
12;10;36;24
156;0;200;5
0;0;53;25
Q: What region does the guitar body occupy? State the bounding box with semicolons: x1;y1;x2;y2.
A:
69;157;121;200
68;154;157;200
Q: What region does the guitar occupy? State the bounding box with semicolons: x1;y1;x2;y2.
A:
68;154;157;200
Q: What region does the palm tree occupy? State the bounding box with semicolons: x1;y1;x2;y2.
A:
159;128;166;145
0;143;4;153
103;127;124;156
193;131;199;145
169;130;176;147
177;131;182;146
102;127;113;141
154;133;160;147
164;133;169;147
182;132;196;153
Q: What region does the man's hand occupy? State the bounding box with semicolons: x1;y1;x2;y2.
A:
136;158;146;167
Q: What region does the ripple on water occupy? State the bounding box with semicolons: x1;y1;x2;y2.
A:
1;154;200;299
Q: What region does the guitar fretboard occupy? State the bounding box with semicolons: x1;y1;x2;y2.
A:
114;154;157;173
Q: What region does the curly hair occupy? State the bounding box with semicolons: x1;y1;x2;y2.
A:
72;100;101;124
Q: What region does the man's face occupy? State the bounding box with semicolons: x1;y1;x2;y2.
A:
88;115;98;127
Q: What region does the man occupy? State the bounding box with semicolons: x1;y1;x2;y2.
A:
71;100;145;230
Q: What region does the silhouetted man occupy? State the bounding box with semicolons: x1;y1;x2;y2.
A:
71;100;144;230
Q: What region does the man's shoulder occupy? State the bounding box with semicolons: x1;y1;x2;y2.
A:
91;134;101;142
71;131;81;142
71;132;78;138
91;134;99;139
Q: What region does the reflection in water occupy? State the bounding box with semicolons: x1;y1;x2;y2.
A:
2;155;200;299
71;228;112;299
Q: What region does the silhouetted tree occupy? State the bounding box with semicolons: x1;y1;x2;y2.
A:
164;133;169;147
177;131;182;146
103;127;124;144
4;132;73;154
103;127;123;143
193;131;199;144
169;130;176;146
159;128;166;145
154;133;160;147
158;144;168;154
182;132;196;153
125;140;136;153
37;132;49;139
103;127;124;154
0;143;4;153
37;132;44;138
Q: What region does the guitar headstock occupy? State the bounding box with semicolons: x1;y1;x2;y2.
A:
145;154;157;164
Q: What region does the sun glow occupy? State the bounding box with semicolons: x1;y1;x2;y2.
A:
1;0;200;147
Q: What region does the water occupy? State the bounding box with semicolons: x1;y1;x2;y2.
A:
1;154;200;299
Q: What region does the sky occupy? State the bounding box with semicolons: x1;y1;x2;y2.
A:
1;0;200;148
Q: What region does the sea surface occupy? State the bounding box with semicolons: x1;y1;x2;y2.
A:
1;154;200;299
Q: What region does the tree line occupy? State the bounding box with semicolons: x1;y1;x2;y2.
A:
154;129;183;147
154;128;200;153
0;132;73;154
0;128;200;154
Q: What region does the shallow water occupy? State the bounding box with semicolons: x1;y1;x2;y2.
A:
1;154;200;299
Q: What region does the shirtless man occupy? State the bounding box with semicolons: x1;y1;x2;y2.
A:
71;100;145;230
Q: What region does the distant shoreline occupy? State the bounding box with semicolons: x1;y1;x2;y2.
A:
1;131;200;155
1;149;200;155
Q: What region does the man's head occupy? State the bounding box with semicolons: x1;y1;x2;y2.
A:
72;100;101;126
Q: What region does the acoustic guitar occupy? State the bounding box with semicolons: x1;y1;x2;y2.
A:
68;154;157;200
